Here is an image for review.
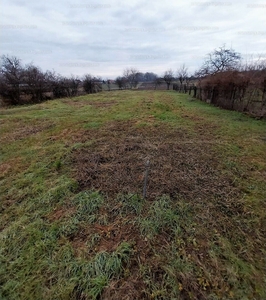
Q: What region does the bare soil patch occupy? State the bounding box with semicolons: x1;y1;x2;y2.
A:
47;206;76;222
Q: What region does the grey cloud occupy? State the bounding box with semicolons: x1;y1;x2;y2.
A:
1;0;265;78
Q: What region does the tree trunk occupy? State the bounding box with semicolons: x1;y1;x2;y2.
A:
193;86;197;98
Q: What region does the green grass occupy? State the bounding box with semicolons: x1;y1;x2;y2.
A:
139;196;181;238
1;90;266;299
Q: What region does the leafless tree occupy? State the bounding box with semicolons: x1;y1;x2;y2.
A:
68;75;80;97
0;55;104;105
177;64;188;85
163;69;174;90
115;76;127;89
135;72;157;82
196;45;241;77
23;64;49;102
123;67;140;88
82;75;102;94
153;76;163;90
51;75;68;98
0;55;24;104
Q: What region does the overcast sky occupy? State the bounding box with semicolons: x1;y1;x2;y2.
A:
1;0;266;79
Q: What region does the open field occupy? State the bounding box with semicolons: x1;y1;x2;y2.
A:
1;90;266;299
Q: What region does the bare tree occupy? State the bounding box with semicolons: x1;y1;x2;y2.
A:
82;75;102;94
0;55;103;104
123;68;140;88
0;55;24;104
153;76;163;90
177;64;188;85
23;64;49;102
196;45;241;77
163;69;174;90
68;75;80;97
115;76;127;89
52;75;69;98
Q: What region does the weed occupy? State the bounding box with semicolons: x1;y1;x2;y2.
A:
54;159;62;170
73;191;104;223
78;242;132;299
116;194;144;215
139;196;180;239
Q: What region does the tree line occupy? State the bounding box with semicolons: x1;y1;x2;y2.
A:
1;46;266;117
113;66;196;91
0;55;102;105
0;54;195;105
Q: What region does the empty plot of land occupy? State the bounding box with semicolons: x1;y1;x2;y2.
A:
0;91;265;300
73;120;238;201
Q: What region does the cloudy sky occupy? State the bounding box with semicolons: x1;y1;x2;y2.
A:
1;0;265;79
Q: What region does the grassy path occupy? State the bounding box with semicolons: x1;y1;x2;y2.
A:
1;91;266;299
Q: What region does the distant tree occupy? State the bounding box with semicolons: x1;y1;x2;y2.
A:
128;71;158;82
23;64;49;102
82;75;101;94
123;67;140;88
107;79;111;91
136;72;145;82
115;76;126;89
163;69;174;90
44;70;56;95
186;75;194;85
0;55;24;105
67;75;80;97
144;72;158;82
52;75;69;98
177;64;188;85
153;76;163;90
83;74;94;94
0;55;103;104
196;45;241;77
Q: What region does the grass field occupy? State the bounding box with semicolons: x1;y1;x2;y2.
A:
1;90;266;299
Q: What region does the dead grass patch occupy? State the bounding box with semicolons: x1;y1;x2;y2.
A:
63;99;117;109
1;123;55;142
0;163;12;179
72;120;239;202
89;100;117;108
47;206;76;222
